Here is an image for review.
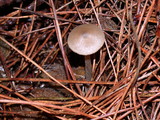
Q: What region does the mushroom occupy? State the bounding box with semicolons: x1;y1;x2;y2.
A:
68;24;105;81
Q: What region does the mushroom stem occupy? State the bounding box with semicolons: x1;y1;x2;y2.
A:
85;55;92;81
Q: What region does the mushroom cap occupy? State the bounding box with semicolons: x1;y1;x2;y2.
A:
68;24;105;56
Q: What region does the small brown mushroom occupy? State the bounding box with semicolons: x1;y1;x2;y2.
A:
68;24;105;81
